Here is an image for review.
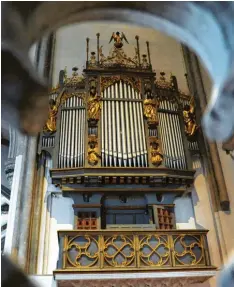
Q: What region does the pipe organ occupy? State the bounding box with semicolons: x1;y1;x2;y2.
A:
39;32;200;182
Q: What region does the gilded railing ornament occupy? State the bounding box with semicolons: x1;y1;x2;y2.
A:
43;99;58;134
183;97;199;141
87;134;101;166
149;137;163;166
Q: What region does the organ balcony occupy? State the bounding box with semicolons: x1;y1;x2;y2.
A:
54;229;216;281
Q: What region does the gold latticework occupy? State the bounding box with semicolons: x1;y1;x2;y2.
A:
61;231;211;271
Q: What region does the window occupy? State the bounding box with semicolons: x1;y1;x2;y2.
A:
77;212;97;230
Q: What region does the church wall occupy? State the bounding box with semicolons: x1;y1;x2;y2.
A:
198;60;234;261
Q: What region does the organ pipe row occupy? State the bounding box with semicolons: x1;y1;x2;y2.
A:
101;81;148;167
58;96;85;168
158;100;187;170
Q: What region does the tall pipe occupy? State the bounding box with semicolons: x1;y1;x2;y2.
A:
86;37;89;67
123;83;131;166
132;87;140;166
128;85;136;167
71;97;75;167
108;86;112;166
115;83;121;166
96;33;100;64
146;41;151;66
120;81;127;167
104;89;108;166
135;35;141;66
101;91;104;165
112;85;117;166
135;90;144;166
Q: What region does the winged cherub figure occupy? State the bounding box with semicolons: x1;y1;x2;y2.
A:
109;31;129;48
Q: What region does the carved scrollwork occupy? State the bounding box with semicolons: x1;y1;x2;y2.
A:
66;235;99;268
103;235;135;267
100;76;140;93
139;235;170;266
173;234;204;266
99;45;138;68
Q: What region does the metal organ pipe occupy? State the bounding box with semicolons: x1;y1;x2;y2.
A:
104;89;108;166
120;81;127;167
132;87;140;166
166;101;177;169
128;85;136;167
124;83;132;166
101;91;105;165
112;84;117;166
115;83;122;166
108;86;112;166
136;89;144;166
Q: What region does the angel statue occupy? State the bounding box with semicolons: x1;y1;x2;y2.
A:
183;97;199;139
109;31;129;48
43;99;58;134
87;86;102;120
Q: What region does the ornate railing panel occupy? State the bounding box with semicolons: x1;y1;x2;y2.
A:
57;230;213;271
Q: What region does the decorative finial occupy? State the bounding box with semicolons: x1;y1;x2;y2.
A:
160;71;166;81
72;66;78;76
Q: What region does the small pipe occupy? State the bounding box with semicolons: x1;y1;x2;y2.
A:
96;33;100;63
135;35;141;65
146;41;151;66
86;37;89;66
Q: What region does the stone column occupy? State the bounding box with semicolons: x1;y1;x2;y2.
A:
181;44;228;262
181;45;229;211
4;131;37;272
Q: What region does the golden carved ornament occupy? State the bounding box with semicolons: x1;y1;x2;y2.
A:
183;97;199;140
87;134;101;166
43;99;58;133
64;67;85;87
155;72;173;90
100;75;141;93
143;98;160;126
87;88;102;121
149;136;163;166
99;45;138;68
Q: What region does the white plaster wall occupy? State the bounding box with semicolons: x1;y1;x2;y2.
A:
174;195;196;229
52;21;189;94
47;195;74;274
192;171;223;268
